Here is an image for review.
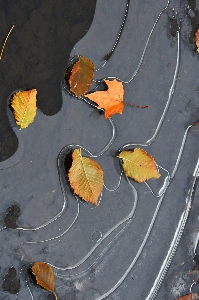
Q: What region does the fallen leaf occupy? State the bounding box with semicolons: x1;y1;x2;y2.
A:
32;262;58;300
118;148;161;183
86;79;124;119
69;55;94;98
195;29;199;53
68;148;104;206
11;89;37;129
176;293;198;300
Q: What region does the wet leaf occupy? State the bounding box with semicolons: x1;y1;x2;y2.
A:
118;148;161;183
195;29;199;53
86;79;124;119
32;262;58;300
69;55;94;98
11;89;37;129
68;148;104;206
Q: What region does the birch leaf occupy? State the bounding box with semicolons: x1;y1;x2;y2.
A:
69;55;94;98
11;89;37;129
68;148;104;206
32;262;58;300
86;79;124;119
118;148;161;183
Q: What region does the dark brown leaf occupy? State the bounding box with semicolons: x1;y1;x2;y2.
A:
69;55;94;98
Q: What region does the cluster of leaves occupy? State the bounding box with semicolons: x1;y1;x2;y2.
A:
68;147;161;205
10;55;124;128
5;19;199;300
10;54;146;127
68;54;125;119
64;56;160;204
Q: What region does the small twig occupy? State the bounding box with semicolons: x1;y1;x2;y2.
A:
53;291;58;300
124;102;148;109
0;24;15;60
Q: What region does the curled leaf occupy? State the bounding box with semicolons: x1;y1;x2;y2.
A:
69;55;94;98
86;79;124;119
118;148;161;183
68;148;104;206
195;29;199;53
31;262;57;300
11;89;37;129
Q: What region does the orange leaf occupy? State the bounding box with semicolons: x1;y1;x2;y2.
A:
68;148;104;206
176;293;198;300
86;79;124;119
118;148;161;183
195;29;199;53
32;262;58;300
69;55;94;98
11;89;37;129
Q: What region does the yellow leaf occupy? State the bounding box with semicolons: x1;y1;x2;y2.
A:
86;79;124;119
69;55;94;98
32;262;58;300
118;148;161;183
11;89;37;129
195;28;199;53
68;148;104;206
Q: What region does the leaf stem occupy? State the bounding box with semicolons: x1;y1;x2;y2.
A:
0;24;15;60
124;102;148;109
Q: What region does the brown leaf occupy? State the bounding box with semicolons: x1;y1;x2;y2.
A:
195;29;199;53
176;293;198;300
32;262;58;299
69;55;94;98
11;89;37;129
86;79;124;119
188;265;199;274
68;148;104;206
193;120;199;127
118;148;161;183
